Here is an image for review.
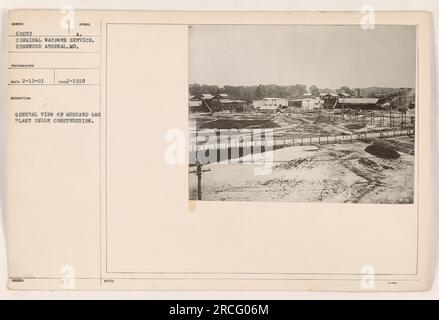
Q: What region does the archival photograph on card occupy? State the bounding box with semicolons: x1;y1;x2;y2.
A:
188;25;416;204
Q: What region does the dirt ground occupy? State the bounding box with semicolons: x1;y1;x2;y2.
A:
189;135;415;204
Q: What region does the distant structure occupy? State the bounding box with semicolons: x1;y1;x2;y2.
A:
252;100;266;109
199;93;215;112
189;93;248;113
257;104;279;113
217;93;229;99
336;98;381;110
399;88;415;109
252;97;288;113
189;95;205;112
338;92;351;98
213;93;248;112
354;88;363;98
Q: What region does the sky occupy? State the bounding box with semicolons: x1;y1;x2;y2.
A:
189;25;416;89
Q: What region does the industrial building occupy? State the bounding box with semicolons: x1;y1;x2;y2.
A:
253;97;288;113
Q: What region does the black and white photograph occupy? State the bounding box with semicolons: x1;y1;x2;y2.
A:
189;25;416;203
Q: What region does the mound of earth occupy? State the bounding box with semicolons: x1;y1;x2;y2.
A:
345;123;366;130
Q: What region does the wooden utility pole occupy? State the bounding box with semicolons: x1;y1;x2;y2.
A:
189;162;211;200
389;101;392;127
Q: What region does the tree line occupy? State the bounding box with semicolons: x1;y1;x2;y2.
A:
189;83;406;102
189;84;353;102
